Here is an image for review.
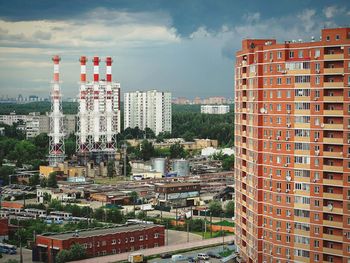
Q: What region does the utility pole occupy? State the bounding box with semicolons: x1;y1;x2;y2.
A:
166;221;169;246
221;212;224;251
122;143;127;177
210;212;213;238
187;220;189;242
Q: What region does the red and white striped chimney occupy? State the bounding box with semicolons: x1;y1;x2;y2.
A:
106;57;112;82
93;56;100;82
79;56;87;82
52;55;61;82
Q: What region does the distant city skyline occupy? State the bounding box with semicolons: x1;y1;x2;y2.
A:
0;0;349;98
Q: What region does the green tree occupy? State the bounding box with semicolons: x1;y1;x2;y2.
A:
47;172;58;188
29;173;40;186
0;166;15;185
129;191;139;204
170;143;186;159
64;139;76;159
69;243;86;260
183;131;195;142
55;249;72;263
140;140;155;161
7;140;37;165
106;208;124;223
225;201;235;217
107;160;115;178
94;208;105;221
40;177;47;188
222;155;234;171
208;200;223;217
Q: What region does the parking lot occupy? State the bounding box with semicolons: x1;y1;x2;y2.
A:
149;244;236;263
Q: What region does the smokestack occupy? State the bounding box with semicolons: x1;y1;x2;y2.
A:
52;55;61;82
93;56;100;82
106;57;112;82
79;56;87;82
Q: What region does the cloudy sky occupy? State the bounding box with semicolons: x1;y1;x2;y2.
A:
0;0;349;99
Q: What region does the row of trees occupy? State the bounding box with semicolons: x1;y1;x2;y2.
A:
208;200;235;217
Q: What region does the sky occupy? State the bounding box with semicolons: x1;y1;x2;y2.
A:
0;0;349;99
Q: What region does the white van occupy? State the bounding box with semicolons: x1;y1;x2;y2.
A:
197;253;210;260
171;254;186;262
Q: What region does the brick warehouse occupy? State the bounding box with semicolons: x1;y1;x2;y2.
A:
234;27;350;262
32;223;165;262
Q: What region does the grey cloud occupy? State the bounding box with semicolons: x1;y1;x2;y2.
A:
33;30;52;40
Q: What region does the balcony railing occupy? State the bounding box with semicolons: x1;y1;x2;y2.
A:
323;110;343;116
324;68;344;74
323;95;344;102
324;82;344;88
324;54;344;60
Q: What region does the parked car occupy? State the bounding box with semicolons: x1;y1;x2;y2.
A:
197;253;210;260
172;254;186;262
160;253;172;259
207;251;221;259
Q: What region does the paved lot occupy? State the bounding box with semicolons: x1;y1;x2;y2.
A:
1;247;32;263
149;244;236;263
73;234;234;263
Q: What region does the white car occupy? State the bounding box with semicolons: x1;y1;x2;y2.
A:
197;253;210;260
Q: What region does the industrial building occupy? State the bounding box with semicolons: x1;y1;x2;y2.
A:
32;224;165;262
76;56;121;165
124;90;171;135
200;105;230;114
234;27;350;262
155;182;201;207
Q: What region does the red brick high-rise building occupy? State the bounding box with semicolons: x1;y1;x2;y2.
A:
234;28;350;263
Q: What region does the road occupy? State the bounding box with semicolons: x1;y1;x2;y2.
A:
72;235;234;263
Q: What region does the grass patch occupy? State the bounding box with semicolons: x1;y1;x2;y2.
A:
219;248;234;257
212;220;235;227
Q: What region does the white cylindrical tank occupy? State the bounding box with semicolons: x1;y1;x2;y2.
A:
152;158;167;175
172;159;189;176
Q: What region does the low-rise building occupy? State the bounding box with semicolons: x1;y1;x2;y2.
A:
32;224;165;262
155;182;201;207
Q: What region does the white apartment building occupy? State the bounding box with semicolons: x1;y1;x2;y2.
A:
201;105;230;114
124;90;172;135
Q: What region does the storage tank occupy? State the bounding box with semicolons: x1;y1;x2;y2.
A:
152;158;167;176
172;159;190;176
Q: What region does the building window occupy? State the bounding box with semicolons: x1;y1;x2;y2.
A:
102;241;106;246
112;239;116;245
277;51;282;59
298;50;303;58
154;233;159;239
326;36;330;41
139;236;144;241
112;249;116;254
289;51;294;58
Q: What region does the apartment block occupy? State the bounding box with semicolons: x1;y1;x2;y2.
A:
124;90;172;135
234;28;350;263
201;105;230;114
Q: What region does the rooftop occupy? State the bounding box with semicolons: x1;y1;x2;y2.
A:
39;223;162;240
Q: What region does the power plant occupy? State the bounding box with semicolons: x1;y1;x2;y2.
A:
76;56;121;165
47;55;121;167
48;55;65;166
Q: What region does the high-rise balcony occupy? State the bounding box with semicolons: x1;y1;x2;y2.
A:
323;165;343;172
324;82;344;88
323;206;343;214
242;84;247;90
294;83;310;88
323;110;343;116
323;123;343;130
323;220;343;228
287;69;311;75
323;137;343;144
323;179;343;186
323;192;343;200
324;54;344;60
323;233;343;242
324;68;344;74
323;95;344;102
323;151;343;158
323;247;344;256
